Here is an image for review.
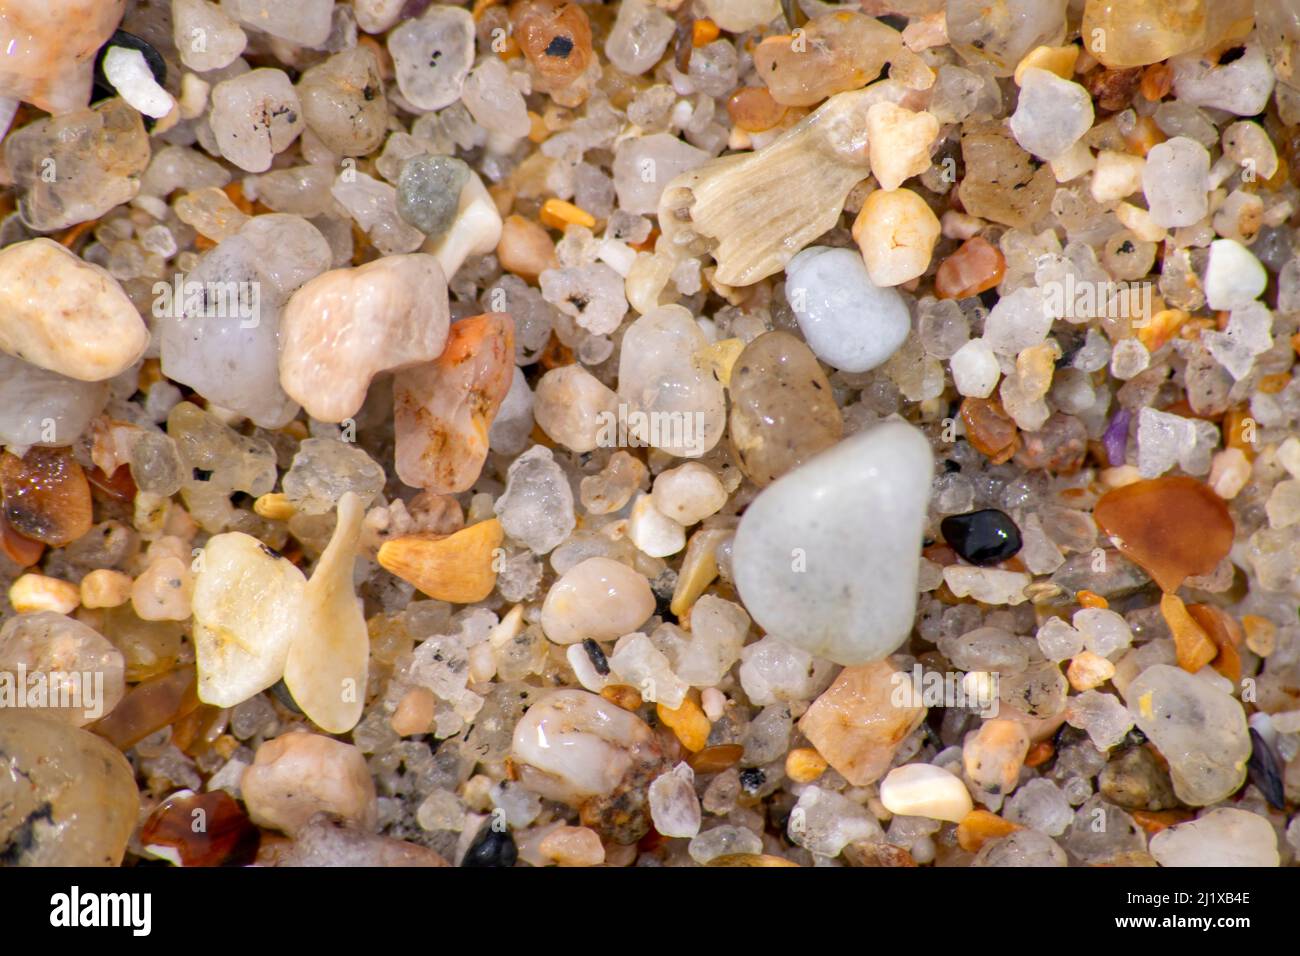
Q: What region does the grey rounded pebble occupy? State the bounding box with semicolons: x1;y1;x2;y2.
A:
396;154;470;239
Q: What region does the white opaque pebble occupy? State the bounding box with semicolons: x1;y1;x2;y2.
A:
784;246;910;373
879;763;974;823
732;420;933;665
540;557;656;645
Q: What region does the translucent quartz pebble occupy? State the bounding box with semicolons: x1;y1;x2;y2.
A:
1142;137;1210;228
397;155;470;240
510;689;663;804
1092;477;1233;592
279;814;448;866
946;0;1067;75
1201;301;1272;379
0;239;148;382
540;262;628;335
784;246;910;372
675;595;749;686
1170;45;1275;116
617;306;725;458
604;0;674;76
173;0;247;72
798;660;926;786
612;133;709;216
279;253;451;423
283;439;385;515
5;97;149;232
739;635;834;706
388;5;475;111
159;215;331;427
332;171;425;255
297;46;387;157
1008;69;1094;161
0;0;125;114
283;493;370;734
1125;664;1250;806
0;710;139;865
541;556;654;644
193;531;306;707
209;69;305;173
957;122;1056;229
0;612;125;726
461;58;529;140
394;313;515;493
1134;407;1217;478
608;631;687;706
754;12;910;108
168;401;278;532
1079;0;1244;68
489;366;534;456
728;331;843;487
973;829;1066;866
494;445;576;554
355;0;406;34
732;420;933;664
1149;808;1279;867
222;0;335;48
533;365;619;454
241;731;377;835
648;763;701;838
0;353;107;447
789;785;883;857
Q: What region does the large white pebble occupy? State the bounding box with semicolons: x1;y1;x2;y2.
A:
784;246;910;373
0;238;148;382
879;763;973;823
732;419;933;665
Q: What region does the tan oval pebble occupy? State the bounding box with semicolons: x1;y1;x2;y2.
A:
852;187;941;287
0;239;148;382
241;730;378;834
9;573;79;614
0;611;125;726
80;569;134;609
540;556;656;645
0;710;139;865
533;364;619;453
279;253;451;423
537;825;606;866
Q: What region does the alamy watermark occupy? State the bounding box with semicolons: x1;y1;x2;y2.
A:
0;664;106;721
1042;273;1153;325
890;664;1000;718
152;273;261;328
595;403;708;457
